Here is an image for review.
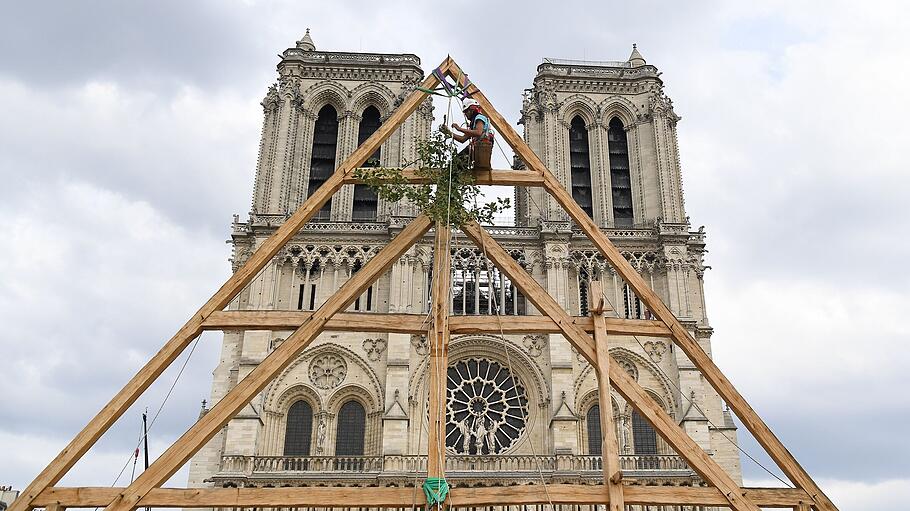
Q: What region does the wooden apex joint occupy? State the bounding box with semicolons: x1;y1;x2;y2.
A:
610;471;623;484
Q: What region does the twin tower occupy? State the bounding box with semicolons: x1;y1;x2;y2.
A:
189;31;742;495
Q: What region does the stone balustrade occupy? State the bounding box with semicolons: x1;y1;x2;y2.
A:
217;454;689;478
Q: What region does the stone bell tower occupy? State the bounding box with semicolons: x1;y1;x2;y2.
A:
517;45;686;229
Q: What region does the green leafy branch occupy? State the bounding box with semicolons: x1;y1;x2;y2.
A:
353;131;510;227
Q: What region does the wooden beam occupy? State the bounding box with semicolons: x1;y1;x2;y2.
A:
34;485;813;508
426;223;452;479
100;215;434;511
460;221;761;511
202;311;430;333
444;59;837;511
345;168;544;186
591;281;624;511
7;55;450;511
202;310;671;337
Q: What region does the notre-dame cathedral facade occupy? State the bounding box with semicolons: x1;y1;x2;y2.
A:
187;30;743;501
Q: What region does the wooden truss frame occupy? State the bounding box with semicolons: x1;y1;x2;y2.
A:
10;57;836;511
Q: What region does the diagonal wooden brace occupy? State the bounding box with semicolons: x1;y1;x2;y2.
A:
444;59;837;511
8;58;450;511
101;215;433;511
461;221;760;511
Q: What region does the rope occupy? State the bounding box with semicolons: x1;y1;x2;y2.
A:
106;334;201;488
474;221;555;511
492;130;787;489
595;287;794;488
417;92;459;510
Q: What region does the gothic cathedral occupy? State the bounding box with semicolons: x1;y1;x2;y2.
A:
188;31;743;498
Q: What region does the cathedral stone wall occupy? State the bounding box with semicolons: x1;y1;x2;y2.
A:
187;35;742;500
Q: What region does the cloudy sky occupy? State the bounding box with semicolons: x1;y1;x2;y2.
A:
1;1;908;509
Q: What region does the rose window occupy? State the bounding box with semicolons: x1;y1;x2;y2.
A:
309;354;347;390
445;358;529;454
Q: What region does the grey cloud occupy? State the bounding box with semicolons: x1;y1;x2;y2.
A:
1;2;907;507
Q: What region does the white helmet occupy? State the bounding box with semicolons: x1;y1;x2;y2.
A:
461;98;479;111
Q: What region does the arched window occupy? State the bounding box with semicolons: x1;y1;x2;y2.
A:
632;409;658;454
283;400;313;456
569;116;594;218
352;106;382;221
308;105;338;220
607;117;633;227
586;404;602;455
335;400;366;456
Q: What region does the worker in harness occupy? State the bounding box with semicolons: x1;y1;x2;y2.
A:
442;98;494;171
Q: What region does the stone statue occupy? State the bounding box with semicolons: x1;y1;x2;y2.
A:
485;419;499;453
315;416;327;453
473;418;488;454
457;418;472;453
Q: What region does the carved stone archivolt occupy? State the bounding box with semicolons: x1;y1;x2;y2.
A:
574;347;677;416
309;354;347;390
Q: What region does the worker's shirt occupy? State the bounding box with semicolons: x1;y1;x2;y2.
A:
471;114;494;145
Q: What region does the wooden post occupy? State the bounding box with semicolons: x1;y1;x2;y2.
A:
426;223;452;479
100;215;433;511
590;281;624;511
444;60;837;511
459;221;760;511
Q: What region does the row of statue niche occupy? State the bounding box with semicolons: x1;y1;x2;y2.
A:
455;416;501;454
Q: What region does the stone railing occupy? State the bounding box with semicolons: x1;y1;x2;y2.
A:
218;454;689;477
281;49;421;67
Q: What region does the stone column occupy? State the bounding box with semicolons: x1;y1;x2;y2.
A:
543;241;577;452
333;110;358;221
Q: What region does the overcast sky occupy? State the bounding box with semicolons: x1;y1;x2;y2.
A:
1;1;908;509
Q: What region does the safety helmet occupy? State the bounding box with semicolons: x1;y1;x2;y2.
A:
461;98;480;112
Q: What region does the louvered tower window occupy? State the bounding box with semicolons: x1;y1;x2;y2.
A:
586;404;602;455
335;400;366;456
569;116;594;218
353;106;381;221
608;117;634;227
308;105;338;221
632;409;658;454
283;400;313;455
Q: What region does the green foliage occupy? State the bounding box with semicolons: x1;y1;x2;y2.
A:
353;131;510;227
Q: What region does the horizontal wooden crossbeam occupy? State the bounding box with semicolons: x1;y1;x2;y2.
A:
33;485;813;508
344;168;543;186
201;310;671;337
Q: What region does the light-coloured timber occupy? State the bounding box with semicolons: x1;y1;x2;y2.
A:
345;168;544;186
426;223;452;477
99;216;434;511
7;56;451;511
444;60;837;511
591;281;624;511
202;311;431;332
460;220;760;511
13;57;836;511
201;310;671;337
33;485;813;508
